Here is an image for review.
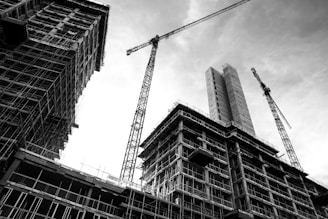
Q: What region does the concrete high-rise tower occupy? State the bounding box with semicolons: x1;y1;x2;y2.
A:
205;64;255;135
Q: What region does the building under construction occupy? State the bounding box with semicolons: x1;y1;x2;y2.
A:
1;102;328;218
0;0;109;166
138;103;328;219
205;65;255;136
1;1;328;219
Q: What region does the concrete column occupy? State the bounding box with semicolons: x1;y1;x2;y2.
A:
298;175;319;219
225;141;235;208
178;120;183;140
205;168;210;198
284;174;298;216
235;141;251;211
152;140;160;195
177;120;184;190
261;155;278;218
202;130;206;149
178;120;184;158
84;187;93;206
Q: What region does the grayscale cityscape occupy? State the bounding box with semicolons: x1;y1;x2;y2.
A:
0;0;327;218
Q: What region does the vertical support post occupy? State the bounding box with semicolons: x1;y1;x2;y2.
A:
177;120;184;189
84;187;93;207
0;158;21;191
235;141;251;211
261;155;278;218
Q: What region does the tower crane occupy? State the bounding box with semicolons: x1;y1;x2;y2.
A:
119;0;251;183
250;67;303;171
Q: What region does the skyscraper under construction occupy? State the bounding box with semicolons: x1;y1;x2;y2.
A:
0;0;110;216
0;1;328;218
0;0;109;164
205;64;255;136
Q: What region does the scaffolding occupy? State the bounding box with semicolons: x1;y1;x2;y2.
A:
0;37;76;164
0;0;109;179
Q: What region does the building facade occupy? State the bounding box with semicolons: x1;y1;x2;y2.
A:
205;64;255;135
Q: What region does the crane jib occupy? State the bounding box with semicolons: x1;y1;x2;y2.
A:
126;0;250;56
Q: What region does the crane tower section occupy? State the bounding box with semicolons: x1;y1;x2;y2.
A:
120;39;159;182
251;68;302;171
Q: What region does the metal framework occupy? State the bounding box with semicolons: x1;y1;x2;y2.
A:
0;0;109;177
250;67;302;171
119;40;159;182
120;0;251;183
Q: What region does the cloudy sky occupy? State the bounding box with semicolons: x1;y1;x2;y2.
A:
61;0;328;186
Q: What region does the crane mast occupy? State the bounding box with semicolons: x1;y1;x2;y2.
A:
250;68;302;171
119;40;159;182
119;0;251;183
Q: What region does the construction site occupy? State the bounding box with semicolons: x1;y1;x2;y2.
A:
0;0;328;218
